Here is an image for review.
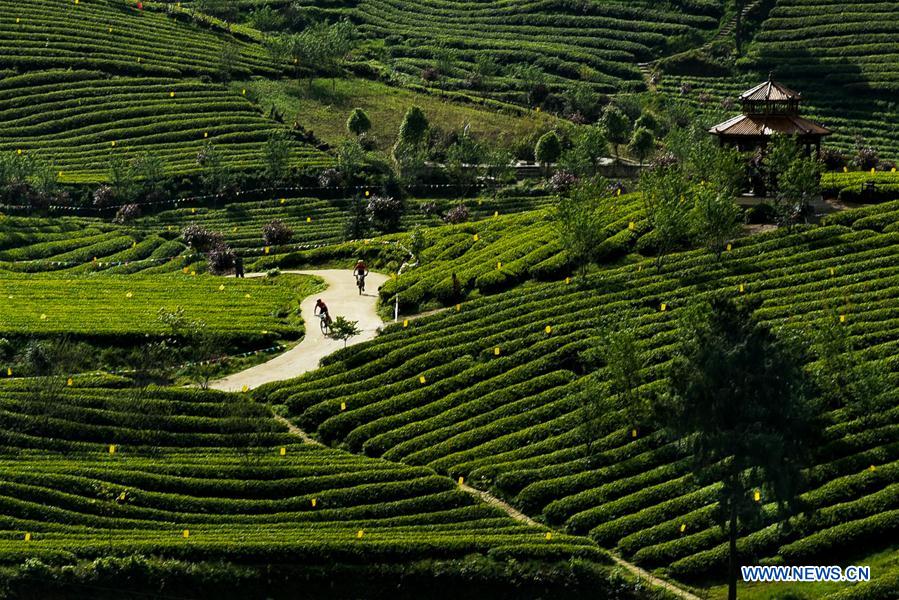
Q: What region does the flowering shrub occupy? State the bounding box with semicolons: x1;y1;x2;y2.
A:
262;219;294;246
182;224;223;252
113;203;142;224
443;204;470;224
367;195;404;231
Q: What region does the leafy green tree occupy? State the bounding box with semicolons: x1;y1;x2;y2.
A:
535;131;561;176
346;108;372;137
776;153;823;229
627;126;654;166
328;315;361;348
263;131;292;183
690;182;743;259
484;148;515;199
555;181;602;281
197;142;231;194
336;139;365;185
218;41;240;81
344;195;369;241
397;106;429;148
132;153;166;198
108;154;138;202
445;128;485;197
601;105;631;163
640;162;691;271
600;323;647;430
656;299;821;600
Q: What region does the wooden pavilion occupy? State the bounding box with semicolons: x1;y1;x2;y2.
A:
709;75;831;156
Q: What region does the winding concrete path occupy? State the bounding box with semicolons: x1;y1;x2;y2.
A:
210;269;389;392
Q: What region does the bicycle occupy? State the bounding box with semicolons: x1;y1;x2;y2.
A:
318;312;332;334
355;272;366;295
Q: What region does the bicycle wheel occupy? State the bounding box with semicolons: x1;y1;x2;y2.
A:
320;317;327;334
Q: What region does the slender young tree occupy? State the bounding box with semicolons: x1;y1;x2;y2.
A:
555;181;602;281
656;299;821;600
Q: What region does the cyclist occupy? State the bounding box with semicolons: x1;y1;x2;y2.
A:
353;259;369;292
314;298;331;328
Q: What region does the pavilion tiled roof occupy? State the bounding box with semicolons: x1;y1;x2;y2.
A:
740;78;801;102
709;114;831;137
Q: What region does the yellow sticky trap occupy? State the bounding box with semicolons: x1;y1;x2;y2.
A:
892;167;897;173
660;303;667;312
280;198;286;204
264;246;270;254
493;211;499;218
455;304;461;312
356;530;364;539
840;315;846;323
242;89;247;95
739;284;745;293
726;243;732;252
218;284;225;291
473;234;479;241
241;385;248;393
419;376;427;384
565;277;571;285
191;207;196;214
67;378;73;387
125;291;133;298
182;529;190;538
869;465;876;472
279;447;286;456
306;217;312;223
244;293;251;299
680;523;686;533
754;489;761;502
340;402;346;411
871;167;876;174
16;149;22;155
617;188;621;196
843;166;848;173
170;91;176;98
365;190;370;197
111;141;116;147
109;444;116;455
631;429;637;438
24;532;31;542
203;132;208;139
403;320;409;328
58;171;64;178
40;314;47;320
6;368;11;377
497;262;502;270
132;241;137;248
190;271;196;276
545;325;552;334
311;498;317;507
545;532;552;540
494;347;501;356
183;267;190;274
458;476;464;485
628;221;635;231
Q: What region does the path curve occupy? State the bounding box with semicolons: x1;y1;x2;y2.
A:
459;482;702;600
211;270;389;392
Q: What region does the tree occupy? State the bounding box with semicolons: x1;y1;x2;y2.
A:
344;195;369;241
555;181;602;281
445;128;485;197
627;126;654;167
336;139;366;185
367;194;404;232
346;108;372;137
640;162;692;271
578;125;607;175
197;142;231;194
131;153;166;198
601;105;631;163
397;106;429;148
108;154;138;202
655;299;821;600
776;153;823;230
534;131;561;176
600;323;647;430
328;315;361;348
218;41;239;81
484;148;515;199
263;131;292;183
690;182;743;259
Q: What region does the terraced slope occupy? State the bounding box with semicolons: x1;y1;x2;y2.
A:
0;70;329;182
0;193;559;274
0;0;272;78
0;380;612;595
257;206;899;592
290;0;724;99
750;0;899;94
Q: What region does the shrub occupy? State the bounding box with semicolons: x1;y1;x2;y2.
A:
367;195;404;231
92;185;117;209
113;203;142;224
182;224;223;252
262;219;294;246
549;171;580;194
443;204;470;224
207;243;236;275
